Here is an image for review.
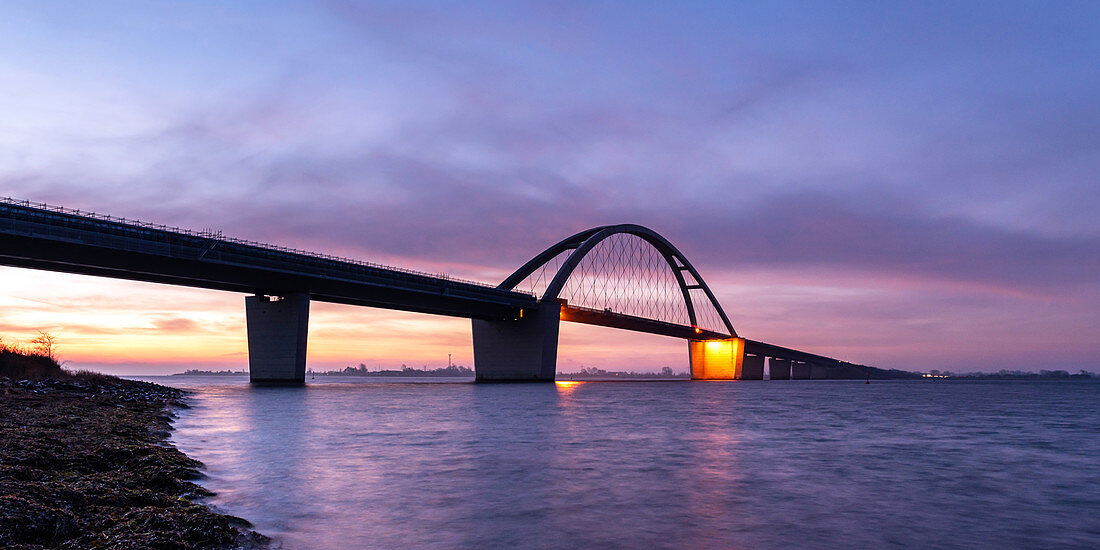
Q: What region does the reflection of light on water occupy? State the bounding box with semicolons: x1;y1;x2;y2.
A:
555;380;583;393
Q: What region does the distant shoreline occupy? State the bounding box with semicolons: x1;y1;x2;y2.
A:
168;368;1098;381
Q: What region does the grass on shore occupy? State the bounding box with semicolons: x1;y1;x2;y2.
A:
0;345;111;383
0;346;268;549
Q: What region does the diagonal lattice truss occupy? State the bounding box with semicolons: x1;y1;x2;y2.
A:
507;228;733;335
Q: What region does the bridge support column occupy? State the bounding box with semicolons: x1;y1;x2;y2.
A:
690;337;745;380
810;362;832;379
769;358;791;380
740;353;765;380
791;361;811;380
246;293;310;384
472;303;560;381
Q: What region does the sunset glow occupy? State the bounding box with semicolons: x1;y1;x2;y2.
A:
3;5;1097;550
1;2;1097;374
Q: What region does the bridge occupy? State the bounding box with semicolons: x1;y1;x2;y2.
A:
0;197;869;383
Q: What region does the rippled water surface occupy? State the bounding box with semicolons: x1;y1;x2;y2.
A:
144;377;1100;549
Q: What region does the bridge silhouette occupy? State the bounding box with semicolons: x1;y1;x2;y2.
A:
0;198;867;383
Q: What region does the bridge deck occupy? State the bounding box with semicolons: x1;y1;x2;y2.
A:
742;339;851;366
0;200;536;319
559;304;731;340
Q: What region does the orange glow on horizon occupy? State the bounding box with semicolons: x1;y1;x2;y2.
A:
3;268;694;376
0;267;481;374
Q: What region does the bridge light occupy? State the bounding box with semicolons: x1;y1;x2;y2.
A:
694;327;702;334
519;309;524;319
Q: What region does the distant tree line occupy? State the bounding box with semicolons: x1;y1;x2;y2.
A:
927;369;1096;380
172;369;248;376
315;363;475;377
317;364;693;378
561;366;689;379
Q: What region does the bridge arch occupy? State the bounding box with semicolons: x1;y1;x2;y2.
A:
500;224;736;337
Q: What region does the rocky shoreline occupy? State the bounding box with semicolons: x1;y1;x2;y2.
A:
0;375;268;549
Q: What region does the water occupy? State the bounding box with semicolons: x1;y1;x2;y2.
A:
147;376;1100;549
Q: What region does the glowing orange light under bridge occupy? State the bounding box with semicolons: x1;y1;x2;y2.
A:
689;338;745;380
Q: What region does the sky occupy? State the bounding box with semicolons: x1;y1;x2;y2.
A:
1;1;1097;375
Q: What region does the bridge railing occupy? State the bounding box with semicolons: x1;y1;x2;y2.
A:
0;196;527;295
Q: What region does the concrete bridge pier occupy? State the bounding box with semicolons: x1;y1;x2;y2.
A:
472;303;560;381
246;293;310;384
769;358;791;380
791;361;811;380
810;362;832;379
740;353;765;380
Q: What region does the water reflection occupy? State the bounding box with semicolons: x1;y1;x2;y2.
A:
553;380;583;392
179;385;321;535
162;377;1100;549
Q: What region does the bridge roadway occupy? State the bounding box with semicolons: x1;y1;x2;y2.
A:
0;198;864;382
0;199;536;320
559;304;848;364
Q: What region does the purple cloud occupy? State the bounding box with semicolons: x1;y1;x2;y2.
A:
2;1;1098;372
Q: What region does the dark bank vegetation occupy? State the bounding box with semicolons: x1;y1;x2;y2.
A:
561;366;690;379
309;363;920;380
0;338;267;549
924;368;1097;380
171;369;247;377
319;363;476;377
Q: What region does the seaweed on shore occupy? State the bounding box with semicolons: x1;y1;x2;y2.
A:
0;356;268;549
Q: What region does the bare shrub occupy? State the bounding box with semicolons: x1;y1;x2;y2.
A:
30;331;58;360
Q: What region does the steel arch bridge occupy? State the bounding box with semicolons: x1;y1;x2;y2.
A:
499;224;735;341
475;223;857;381
0;198;863;383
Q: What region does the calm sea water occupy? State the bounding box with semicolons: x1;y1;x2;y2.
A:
141;376;1100;549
